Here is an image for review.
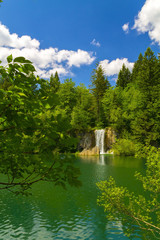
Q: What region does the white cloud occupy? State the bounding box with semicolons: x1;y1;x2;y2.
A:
67;49;95;67
122;22;129;33
0;22;95;78
100;58;134;76
36;65;70;79
90;39;101;47
133;0;160;45
0;22;40;49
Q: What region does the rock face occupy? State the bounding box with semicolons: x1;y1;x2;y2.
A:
79;146;99;156
77;132;95;152
78;128;116;155
104;127;116;151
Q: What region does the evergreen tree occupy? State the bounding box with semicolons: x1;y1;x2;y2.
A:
90;64;110;126
136;47;158;96
116;64;132;89
131;53;143;83
71;84;96;131
50;71;60;93
129;48;160;145
56;78;77;117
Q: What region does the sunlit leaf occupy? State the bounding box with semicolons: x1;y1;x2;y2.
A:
14;57;32;64
7;54;13;63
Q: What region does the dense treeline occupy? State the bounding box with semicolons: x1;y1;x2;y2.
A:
1;48;160;153
0;48;160;236
95;48;160;238
51;48;160;150
0;55;81;194
44;47;160;152
0;47;160;193
107;47;160;148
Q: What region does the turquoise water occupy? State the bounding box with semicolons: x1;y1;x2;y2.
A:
0;155;146;239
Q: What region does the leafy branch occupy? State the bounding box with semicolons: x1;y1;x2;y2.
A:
97;147;160;238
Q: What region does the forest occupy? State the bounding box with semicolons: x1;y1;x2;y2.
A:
0;47;160;237
0;47;160;186
1;48;160;156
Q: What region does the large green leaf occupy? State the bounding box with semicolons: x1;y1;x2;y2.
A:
14;57;32;64
7;54;13;63
22;63;36;73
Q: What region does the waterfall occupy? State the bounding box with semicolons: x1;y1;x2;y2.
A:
95;129;105;154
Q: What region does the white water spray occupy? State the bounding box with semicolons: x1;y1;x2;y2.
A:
95;129;105;154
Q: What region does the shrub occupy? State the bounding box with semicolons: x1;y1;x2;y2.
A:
112;138;136;156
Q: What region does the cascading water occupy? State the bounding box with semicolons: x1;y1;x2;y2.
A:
95;129;105;154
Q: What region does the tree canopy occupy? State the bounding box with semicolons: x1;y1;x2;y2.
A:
90;64;110;126
0;55;81;195
0;47;160;237
97;146;160;238
116;64;132;89
97;47;160;238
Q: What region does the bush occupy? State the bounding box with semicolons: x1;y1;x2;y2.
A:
112;138;136;156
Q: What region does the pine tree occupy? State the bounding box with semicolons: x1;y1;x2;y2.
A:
50;71;60;92
131;48;160;145
131;53;143;83
136;47;158;94
116;64;131;89
90;64;110;125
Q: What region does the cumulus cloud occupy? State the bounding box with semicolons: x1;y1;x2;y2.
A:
100;58;134;76
0;22;95;78
122;22;129;33
0;22;40;49
90;39;101;47
133;0;160;45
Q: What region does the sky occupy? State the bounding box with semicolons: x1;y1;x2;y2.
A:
0;0;160;87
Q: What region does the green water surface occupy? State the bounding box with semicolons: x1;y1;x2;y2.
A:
0;155;146;239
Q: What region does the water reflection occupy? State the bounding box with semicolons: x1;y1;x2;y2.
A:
0;155;145;239
0;193;35;239
79;154;145;168
77;154;106;165
77;155;100;163
99;154;105;165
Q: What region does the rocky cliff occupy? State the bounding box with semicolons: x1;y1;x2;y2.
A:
78;128;116;156
77;131;95;152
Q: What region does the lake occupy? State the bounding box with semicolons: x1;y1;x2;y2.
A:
0;154;146;239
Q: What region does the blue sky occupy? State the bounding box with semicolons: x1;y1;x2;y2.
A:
0;0;160;86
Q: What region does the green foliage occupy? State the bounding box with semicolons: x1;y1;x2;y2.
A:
131;53;143;83
90;64;110;125
98;48;160;236
50;72;60;93
7;54;13;63
136;48;159;94
112;139;136;156
97;147;160;238
90;64;110;99
102;86;124;131
71;107;91;130
130;48;160;145
0;56;81;194
102;48;160;146
116;64;132;89
56;78;77;116
1;46;160;197
71;84;96;131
